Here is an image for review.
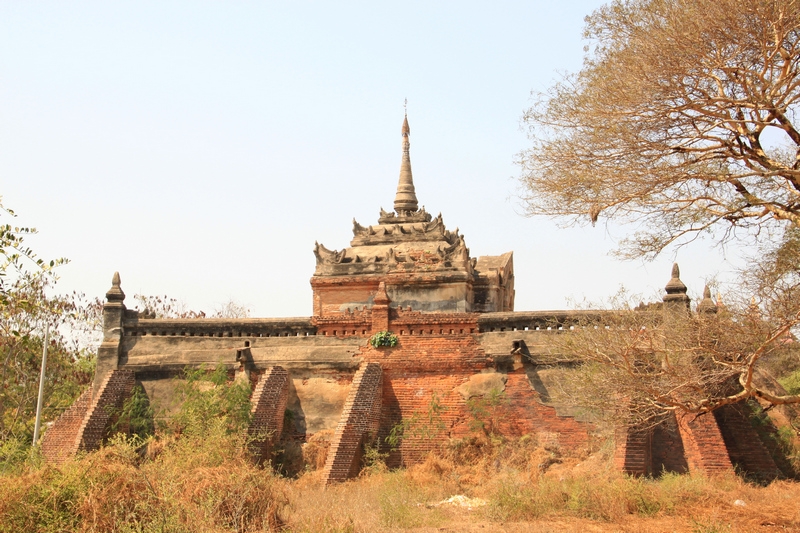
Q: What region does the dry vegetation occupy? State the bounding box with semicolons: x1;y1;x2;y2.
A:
2;430;800;533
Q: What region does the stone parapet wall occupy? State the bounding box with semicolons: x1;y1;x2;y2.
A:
121;335;366;373
477;310;615;332
248;366;290;465
322;362;383;485
123;317;316;338
41;388;93;463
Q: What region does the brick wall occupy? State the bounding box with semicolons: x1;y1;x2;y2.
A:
615;412;692;477
50;297;791;479
247;366;290;465
651;413;689;475
40;388;93;463
366;331;589;467
322;362;383;485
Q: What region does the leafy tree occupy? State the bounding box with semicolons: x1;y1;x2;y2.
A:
0;197;96;444
519;0;800;259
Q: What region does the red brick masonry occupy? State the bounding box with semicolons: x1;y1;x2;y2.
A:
42;369;135;463
247;366;290;465
322;362;383;485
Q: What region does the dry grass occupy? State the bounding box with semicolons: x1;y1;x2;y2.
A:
284;434;800;532
0;431;289;533
2;433;800;532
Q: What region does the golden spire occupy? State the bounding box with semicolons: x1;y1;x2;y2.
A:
393;101;419;214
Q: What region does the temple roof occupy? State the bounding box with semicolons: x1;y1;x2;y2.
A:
313;112;474;276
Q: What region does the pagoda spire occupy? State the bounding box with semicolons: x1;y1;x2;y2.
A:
393;106;419;214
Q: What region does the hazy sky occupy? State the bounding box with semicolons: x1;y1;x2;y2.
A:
1;1;744;317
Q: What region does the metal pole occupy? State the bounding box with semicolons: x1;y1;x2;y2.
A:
32;325;49;447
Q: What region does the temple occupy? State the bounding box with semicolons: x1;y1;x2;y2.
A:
41;113;792;484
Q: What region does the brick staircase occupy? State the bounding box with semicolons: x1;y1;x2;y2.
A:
614;426;652;476
40;388;93;463
714;404;782;480
41;369;135;463
678;412;734;475
247;366;290;465
322;362;382;485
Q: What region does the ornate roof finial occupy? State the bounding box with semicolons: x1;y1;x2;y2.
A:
394;103;418;214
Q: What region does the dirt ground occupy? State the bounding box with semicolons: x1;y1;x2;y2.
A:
406;510;799;533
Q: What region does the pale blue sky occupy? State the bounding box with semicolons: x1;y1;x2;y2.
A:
0;1;742;316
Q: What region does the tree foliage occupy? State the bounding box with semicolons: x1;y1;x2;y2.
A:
0;197;97;444
519;0;800;258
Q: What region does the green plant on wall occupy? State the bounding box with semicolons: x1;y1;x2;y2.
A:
370;330;399;348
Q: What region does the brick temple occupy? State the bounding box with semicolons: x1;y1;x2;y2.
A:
42;114;791;483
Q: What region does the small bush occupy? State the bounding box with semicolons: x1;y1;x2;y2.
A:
369;331;398;348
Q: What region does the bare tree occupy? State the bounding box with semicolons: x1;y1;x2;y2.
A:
548;293;800;427
519;0;800;259
517;0;800;424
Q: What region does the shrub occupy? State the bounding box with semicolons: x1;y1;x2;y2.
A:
369;331;398;348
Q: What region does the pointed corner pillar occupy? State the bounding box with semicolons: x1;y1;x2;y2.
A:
371;281;391;333
393;112;419;215
94;272;126;397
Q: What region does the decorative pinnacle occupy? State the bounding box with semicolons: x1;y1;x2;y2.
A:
373;281;390;306
394;106;418;214
664;263;687;295
663;262;690;308
106;271;125;302
697;284;718;314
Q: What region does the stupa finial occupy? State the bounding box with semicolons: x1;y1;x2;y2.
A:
394;102;418;214
697;284;718;314
105;271;125;303
663;262;690;309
